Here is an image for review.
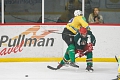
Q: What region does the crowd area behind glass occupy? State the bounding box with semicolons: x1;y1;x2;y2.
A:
0;0;120;24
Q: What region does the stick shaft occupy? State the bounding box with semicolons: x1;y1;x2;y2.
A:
115;55;118;62
48;30;75;36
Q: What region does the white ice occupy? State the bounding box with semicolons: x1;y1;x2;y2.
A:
0;62;118;80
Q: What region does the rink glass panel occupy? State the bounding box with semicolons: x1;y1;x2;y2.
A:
3;0;42;23
85;0;120;23
44;0;120;24
0;0;120;23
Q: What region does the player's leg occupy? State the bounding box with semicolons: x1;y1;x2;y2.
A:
118;65;120;80
57;51;70;69
57;44;79;69
62;28;79;68
67;44;79;68
47;28;78;70
86;52;93;71
67;44;75;62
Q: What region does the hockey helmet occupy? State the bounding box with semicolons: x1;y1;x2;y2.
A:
79;27;87;34
74;10;82;16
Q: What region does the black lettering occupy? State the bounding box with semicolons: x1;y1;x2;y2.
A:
37;38;45;46
0;35;9;47
45;38;54;46
8;39;17;47
24;38;37;47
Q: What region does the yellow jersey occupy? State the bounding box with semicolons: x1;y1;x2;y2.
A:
118;67;120;79
66;16;89;34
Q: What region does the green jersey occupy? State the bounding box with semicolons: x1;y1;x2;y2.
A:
74;30;96;49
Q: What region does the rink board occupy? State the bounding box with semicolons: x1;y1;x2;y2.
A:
0;24;120;62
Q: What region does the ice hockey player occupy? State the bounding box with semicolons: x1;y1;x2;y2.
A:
118;56;120;80
48;27;95;71
47;10;91;70
113;56;120;80
74;27;96;72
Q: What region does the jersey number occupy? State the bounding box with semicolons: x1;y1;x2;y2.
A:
68;18;74;23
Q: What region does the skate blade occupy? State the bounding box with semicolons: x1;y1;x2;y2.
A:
89;70;93;73
85;70;93;73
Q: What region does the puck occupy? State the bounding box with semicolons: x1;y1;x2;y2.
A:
25;75;28;77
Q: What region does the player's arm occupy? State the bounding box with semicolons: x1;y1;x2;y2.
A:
74;33;81;49
88;30;96;46
79;17;91;30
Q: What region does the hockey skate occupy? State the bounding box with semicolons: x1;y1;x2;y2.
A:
112;78;118;80
112;75;120;80
112;77;119;80
57;61;70;68
69;62;79;68
85;65;94;72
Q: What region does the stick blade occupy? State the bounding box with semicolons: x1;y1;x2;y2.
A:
47;65;58;70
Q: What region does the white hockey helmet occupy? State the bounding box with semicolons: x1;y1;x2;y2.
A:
74;10;82;16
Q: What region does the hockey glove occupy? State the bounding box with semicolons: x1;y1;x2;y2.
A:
84;43;93;52
75;49;84;58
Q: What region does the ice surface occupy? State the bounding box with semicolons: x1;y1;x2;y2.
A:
0;62;118;80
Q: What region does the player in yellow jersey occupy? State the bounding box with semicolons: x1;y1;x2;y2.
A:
117;56;120;80
66;10;90;34
47;10;91;70
113;56;120;80
57;9;91;69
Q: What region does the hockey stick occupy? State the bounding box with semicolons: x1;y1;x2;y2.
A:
47;50;88;70
47;65;58;70
115;55;118;62
75;50;88;58
47;30;75;36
